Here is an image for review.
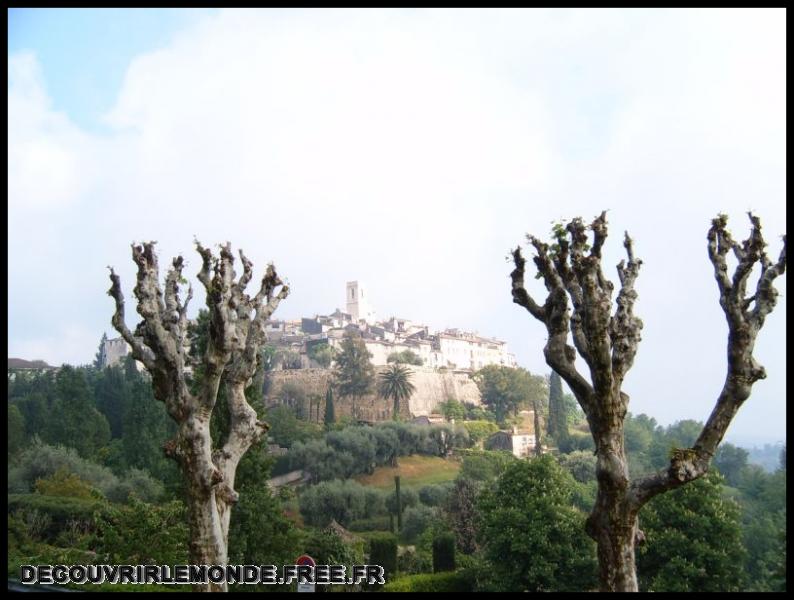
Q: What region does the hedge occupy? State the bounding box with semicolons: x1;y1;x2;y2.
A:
367;532;398;588
382;571;472;592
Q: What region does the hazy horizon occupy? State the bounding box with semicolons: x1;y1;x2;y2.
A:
8;8;786;445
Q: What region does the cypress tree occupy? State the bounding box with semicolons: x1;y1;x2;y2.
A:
547;370;568;443
323;386;335;427
94;333;108;369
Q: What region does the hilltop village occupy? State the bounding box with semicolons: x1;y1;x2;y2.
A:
269;281;517;372
94;281;537;444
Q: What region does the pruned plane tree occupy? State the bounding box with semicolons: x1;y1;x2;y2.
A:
510;212;785;592
108;241;289;592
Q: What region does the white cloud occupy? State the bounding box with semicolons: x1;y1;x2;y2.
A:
8;8;786;442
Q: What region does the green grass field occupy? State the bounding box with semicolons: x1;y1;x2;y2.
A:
354;455;461;489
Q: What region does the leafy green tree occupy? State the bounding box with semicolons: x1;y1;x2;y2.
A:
637;471;747;591
402;505;437;543
93;332;108;369
463;402;497;422
265;405;322;449
327;427;378;475
713;443;750;487
11;392;49;439
378;364;416;421
557;450;597;483
45;366;111;459
228;443;301;573
290;439;356;483
94;497;189;565
444;477;481;554
298;479;371;527
472;365;546;424
418;483;452;507
278;382;309;419
8;404;26;457
459;450;515;482
387;350;424;366
307;342;336;368
780;444;786;470
34;466;99;500
439;398;466;422
9;370;58;441
462;420;498;447
664;419;703;448
303;526;364;587
121;357;177;484
386;486;419;517
737;459;786;591
334;331;375;419
93;365;128;439
475;456;598;592
371;425;400;467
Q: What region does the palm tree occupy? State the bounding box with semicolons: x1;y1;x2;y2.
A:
378;364;416;421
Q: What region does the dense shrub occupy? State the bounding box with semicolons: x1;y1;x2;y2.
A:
348;516;393;532
104;468;164;504
462;420;499;446
363;488;388;519
9;440;118;495
9;440;162;503
383;571;472;592
557;450;597;483
401;505;437;543
475;456;598;592
8;494;106;543
557;431;595;454
303;527;365;567
93;497;189;565
298;480;379;527
458;449;515;482
386;486;418;515
397;548;431;576
418;483;452;507
288;422;472;483
34;467;100;500
290;439;356;483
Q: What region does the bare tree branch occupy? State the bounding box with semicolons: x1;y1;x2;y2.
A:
629;213;785;510
610;232;643;385
510;247;546;321
107;267;157;372
511;211;784;591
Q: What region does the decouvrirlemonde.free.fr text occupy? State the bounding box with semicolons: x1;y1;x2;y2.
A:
20;564;386;586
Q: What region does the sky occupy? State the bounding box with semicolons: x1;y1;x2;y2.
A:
8;8;786;447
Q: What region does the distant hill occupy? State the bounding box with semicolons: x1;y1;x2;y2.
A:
8;358;53;369
746;442;785;473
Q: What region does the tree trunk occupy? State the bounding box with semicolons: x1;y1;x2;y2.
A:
186;487;228;592
588;497;639;592
586;425;639;591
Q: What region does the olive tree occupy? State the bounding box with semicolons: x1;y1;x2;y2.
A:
108;241;289;591
509;212;785;591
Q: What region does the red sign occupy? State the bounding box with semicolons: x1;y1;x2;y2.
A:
295;554;316;567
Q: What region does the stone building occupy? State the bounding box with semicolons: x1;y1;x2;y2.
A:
485;428;538;458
